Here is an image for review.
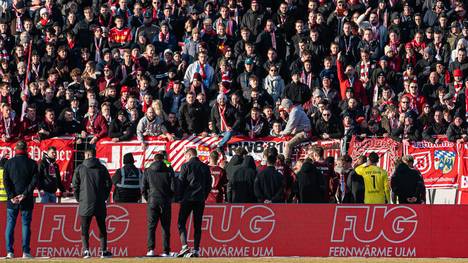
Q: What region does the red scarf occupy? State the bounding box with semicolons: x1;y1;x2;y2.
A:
40;18;49;26
218;104;229;132
142;99;152;113
158;31;170;43
359;60;372;83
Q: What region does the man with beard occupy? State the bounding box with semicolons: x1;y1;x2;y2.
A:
38;146;64;203
137;106;171;149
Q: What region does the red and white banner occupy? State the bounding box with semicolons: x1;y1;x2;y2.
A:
225;136;287;162
404;139;459;188
294;139;341;160
167;135;222;172
348;136;402;175
2;203;468;257
96;137;167;174
0;137;75;190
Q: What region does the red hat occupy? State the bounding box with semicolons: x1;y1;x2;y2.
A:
121;86;129;93
193;72;202;81
405;42;413;49
454;69;463;77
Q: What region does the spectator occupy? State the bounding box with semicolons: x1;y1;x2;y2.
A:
80;104;108;144
280;98;311;160
211;94;243;151
178;92;206;136
293;158;326;204
391;155;426;204
38;108;61;140
112;153;142;203
0;104;19;142
245;107;269;138
109;110;135;142
137;106;170;149
447;111;468;143
38;146;64;203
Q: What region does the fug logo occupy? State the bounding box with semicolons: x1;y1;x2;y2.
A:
38;205;130;243
188;205;275;244
331;206;418;244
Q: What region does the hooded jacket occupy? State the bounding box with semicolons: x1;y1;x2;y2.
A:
142;160;175;206
391;163;426;204
227;156;257;203
254;166;285;203
294;160;326;203
178;157;212;203
72;157;112;216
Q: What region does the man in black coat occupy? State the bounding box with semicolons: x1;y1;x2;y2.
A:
391;155;426;204
112;153;142;203
254;148;285;203
142;153;175;257
72;149;112;259
3;141;37;259
176;148;211;258
178;92;206;135
227;155;257;203
38;146;65;203
294;159;327;203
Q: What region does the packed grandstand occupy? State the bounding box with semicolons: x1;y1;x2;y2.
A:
0;0;466;204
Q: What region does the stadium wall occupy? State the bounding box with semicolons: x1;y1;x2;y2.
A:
0;203;467;258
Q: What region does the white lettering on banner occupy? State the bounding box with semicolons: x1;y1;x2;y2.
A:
99;143;166;172
226;141;284;160
37;205;130;243
331;206;418;244
0;145;72;161
188;205;275;243
328;246;416;257
462;176;468;189
35;246;128;257
201;246;274;257
412;141;454;148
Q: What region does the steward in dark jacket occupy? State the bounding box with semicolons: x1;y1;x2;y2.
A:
72;149;112;256
294;160;326;203
227;156;257;203
346;169;365;203
254;158;285;203
142;154;175;255
38;150;65;196
391;159;426;204
112;153;142;203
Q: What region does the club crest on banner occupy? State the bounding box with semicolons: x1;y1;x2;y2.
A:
412;151;432;175
434;150;455;174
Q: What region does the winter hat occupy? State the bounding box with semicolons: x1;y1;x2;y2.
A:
454;69;463;77
123;153;135;164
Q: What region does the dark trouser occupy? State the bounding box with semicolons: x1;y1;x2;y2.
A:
177;201;205;250
5;208;32;254
80;213;107;251
147;203;171;253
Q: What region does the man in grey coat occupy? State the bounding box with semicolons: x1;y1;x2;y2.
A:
281;98;312;160
73;149;112;259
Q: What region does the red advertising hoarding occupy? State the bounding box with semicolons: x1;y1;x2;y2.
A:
1;204;468;258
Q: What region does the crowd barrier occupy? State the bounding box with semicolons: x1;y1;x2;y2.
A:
4;135;468;203
1;203;468;258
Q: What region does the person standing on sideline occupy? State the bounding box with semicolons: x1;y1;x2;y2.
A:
112;153;142;203
38;147;65;203
177;148;212;257
207;151;227;203
391;155;426;204
254;148;285;203
73;149;113;259
142;153;175;257
3;141;38;259
354;152;391;204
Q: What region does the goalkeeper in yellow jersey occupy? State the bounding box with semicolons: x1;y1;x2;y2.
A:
354;152;391;204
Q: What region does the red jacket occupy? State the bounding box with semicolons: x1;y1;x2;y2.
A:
403;93;426;114
337;60;368;105
0;116;20;140
20;117;41;141
109;27;132;44
82;114;108;139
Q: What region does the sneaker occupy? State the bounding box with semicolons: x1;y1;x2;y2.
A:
146;250;155;257
177;245;190;257
160;252;176;257
22;253;33;259
101;251;113;259
192;250;200;257
5;252;14;259
83;250;91;259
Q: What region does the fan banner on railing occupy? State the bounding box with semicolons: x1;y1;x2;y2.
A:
0;137;75;190
95;137;167;175
404;139;459;188
348;136;402;175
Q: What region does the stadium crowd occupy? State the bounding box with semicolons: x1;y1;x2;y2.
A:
0;0;465;205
